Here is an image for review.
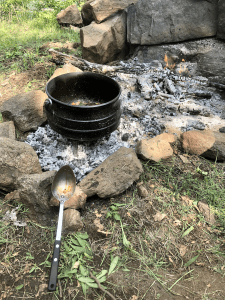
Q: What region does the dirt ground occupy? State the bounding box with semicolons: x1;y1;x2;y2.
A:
0;53;225;300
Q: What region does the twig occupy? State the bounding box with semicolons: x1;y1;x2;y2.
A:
58;279;63;298
89;271;116;300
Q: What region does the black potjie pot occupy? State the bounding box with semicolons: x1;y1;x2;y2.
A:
45;72;121;141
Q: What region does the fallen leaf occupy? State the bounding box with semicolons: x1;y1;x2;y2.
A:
196;262;205;267
179;245;187;257
173;219;182;226
127;212;131;217
94;218;104;231
35;284;48;297
153;212;167;222
130;296;138;300
207;284;211;288
73;261;79;269
181;195;193;206
179;155;190;164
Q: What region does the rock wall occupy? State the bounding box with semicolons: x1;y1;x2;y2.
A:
127;0;218;45
217;0;225;40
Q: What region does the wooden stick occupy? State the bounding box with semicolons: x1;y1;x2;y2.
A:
89;271;116;300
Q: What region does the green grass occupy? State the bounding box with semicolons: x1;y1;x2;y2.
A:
143;160;225;228
0;0;82;74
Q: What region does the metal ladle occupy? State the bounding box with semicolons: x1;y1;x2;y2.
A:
48;165;76;291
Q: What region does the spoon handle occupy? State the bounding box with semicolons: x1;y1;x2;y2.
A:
48;202;64;291
48;240;61;291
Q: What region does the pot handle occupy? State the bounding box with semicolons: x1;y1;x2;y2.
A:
44;98;52;112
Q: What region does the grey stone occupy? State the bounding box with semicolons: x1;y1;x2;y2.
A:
80;11;127;64
219;127;225;133
81;0;96;25
218;0;225;40
78;147;143;198
0;90;47;133
127;0;217;45
63;209;83;233
0;138;42;191
0;121;15;139
89;0;138;23
7;171;56;225
57;5;83;26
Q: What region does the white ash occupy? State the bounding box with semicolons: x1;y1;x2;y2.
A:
26;59;225;181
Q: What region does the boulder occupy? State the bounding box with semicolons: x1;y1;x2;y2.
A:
57;5;83;27
18;171;56;224
0;121;15;139
136;133;176;162
0;90;47;132
218;0;225;40
81;0;95;25
88;0;138;24
127;0;217;45
50;186;87;209
5;171;56;225
80;11;127;64
78;147;143;198
0;138;42;191
194;49;225;86
48;64;82;81
181;130;225;161
63;209;83;233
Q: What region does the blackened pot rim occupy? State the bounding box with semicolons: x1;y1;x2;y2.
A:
46;72;121;108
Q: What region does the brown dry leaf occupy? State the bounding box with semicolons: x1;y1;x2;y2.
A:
73;261;79;269
196;262;205;267
181;195;193;206
150;184;155;188
127;212;131;217
173;219;182;226
94;218;104;231
77;281;80;287
130;296;138;300
94;209;102;218
153;212;167;222
35;284;48;298
179;245;187;257
97;230;112;236
179;155;190;164
207;284;211;288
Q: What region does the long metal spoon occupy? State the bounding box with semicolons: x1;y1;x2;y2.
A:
48;165;76;291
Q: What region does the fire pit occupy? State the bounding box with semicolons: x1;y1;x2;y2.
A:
45;72;121;141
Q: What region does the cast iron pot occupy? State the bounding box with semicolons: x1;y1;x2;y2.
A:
45;72;121;141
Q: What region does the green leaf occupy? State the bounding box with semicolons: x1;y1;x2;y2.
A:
79;265;89;276
122;232;130;247
86;282;98;288
76;232;89;240
108;256;119;275
184;254;199;267
96;270;108;279
70;245;85;253
106;212;112;218
16;284;24;290
114;213;121;221
78;276;95;283
98;276;107;283
182;226;194;238
76;236;87;248
81;282;89;295
29;266;36;273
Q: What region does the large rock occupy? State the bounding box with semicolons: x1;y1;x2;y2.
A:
0;90;47;132
181;130;225;161
78;147;143;198
0;138;42;191
57;5;83;27
9;171;57;225
50;186;87;209
88;0;138;24
81;0;95;25
194;49;225;86
127;0;217;45
48;64;82;82
136;133;176;162
80;11;127;64
0;121;15;139
63;209;83;233
218;0;225;40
